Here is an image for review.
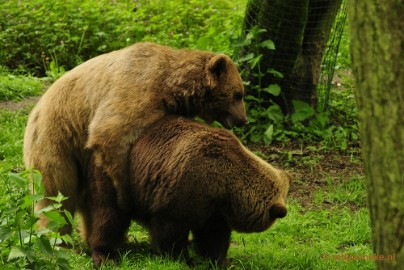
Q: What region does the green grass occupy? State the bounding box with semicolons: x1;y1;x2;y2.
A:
229;205;372;270
0;68;44;101
0;109;30;172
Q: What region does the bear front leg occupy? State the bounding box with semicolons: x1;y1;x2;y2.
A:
148;217;191;263
192;215;231;266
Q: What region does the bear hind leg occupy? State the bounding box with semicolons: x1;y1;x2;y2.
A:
34;157;80;236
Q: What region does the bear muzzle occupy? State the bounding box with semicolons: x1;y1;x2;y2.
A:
269;203;288;219
222;112;248;128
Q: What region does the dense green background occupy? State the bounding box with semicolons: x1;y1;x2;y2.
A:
0;0;245;76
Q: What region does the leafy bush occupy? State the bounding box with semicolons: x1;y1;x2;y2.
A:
0;170;73;269
0;0;246;76
232;28;358;149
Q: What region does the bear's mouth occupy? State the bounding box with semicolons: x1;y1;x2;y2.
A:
199;110;246;129
221;116;233;129
220;113;246;129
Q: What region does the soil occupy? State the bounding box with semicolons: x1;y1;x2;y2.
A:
0;96;41;111
0;96;365;212
247;141;364;212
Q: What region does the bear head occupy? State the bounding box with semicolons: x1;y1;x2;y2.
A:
161;53;247;129
224;150;292;233
201;54;248;128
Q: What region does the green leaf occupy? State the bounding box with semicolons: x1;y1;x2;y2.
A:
7;173;27;188
0;227;12;242
36;204;58;214
56;256;72;270
20;195;33;209
47;192;68;203
267;68;284;78
260;39;275;50
63;209;74;226
8;246;26;261
249;54;263;69
262;84;281;96
43;211;66;225
237;53;255;63
266;104;284;123
291;100;315;123
60;234;74;246
250;132;262;143
263;125;274;144
245;95;261;102
36;235;53;255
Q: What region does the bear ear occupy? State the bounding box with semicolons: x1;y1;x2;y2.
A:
206;54;228;89
283;171;293;185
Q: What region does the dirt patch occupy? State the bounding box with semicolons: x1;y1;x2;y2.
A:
0;96;40;111
247;141;365;212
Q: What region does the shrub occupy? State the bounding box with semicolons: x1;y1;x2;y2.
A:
0;171;73;269
0;0;246;76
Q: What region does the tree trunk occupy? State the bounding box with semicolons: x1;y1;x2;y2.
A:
241;0;342;113
348;1;404;269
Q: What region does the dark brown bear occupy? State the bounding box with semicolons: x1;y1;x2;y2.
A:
23;42;248;235
82;116;291;267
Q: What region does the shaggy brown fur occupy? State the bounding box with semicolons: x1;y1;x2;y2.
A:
83;116;291;267
23;42;247;234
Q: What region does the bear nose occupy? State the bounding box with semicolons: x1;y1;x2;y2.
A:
234;116;248;127
269;204;287;219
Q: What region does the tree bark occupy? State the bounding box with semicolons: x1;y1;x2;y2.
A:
348;1;404;268
241;0;342;113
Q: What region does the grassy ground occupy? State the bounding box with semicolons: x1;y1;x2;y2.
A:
0;74;374;269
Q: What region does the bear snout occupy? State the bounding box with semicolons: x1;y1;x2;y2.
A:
269;204;287;219
222;112;248;128
233;115;249;127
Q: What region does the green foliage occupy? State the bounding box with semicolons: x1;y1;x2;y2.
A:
236;91;359;150
0;0;133;75
136;0;246;55
0;67;43;101
0;109;29;171
0;0;246;76
335;13;351;69
0;170;73;269
232;27;358;150
232;28;285;144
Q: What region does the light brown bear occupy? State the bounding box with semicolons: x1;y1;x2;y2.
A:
23;42;248;234
82;115;291;267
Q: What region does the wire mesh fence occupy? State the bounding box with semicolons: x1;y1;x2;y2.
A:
238;0;348;112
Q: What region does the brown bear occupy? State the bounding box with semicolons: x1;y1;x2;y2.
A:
23;42;248;234
82;115;291;267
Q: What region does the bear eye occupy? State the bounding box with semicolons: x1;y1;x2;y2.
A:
234;92;243;101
